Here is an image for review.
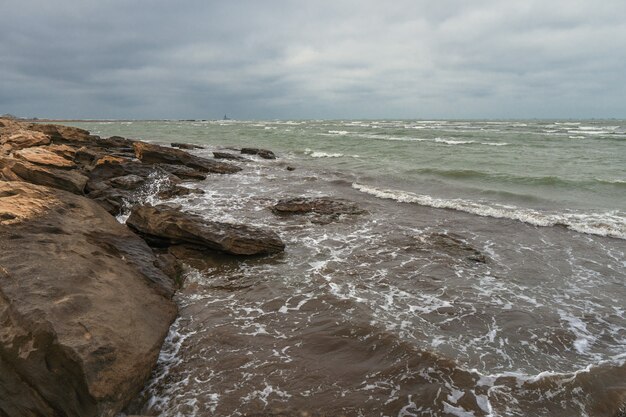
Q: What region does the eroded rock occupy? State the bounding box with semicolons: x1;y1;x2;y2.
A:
13;146;76;169
241;147;276;159
171;142;204;150
213;151;251;162
0;157;88;194
127;204;285;255
134;142;241;174
0;182;176;417
273;197;365;216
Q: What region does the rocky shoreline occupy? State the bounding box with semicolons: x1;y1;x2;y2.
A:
0;118;292;416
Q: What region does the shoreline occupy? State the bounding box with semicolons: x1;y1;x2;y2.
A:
0;118;288;415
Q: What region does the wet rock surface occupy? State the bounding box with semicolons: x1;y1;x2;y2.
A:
127;204;286;255
0;117;284;416
133;142;241;174
272;197;365;216
0;181;176;417
241;147;277;159
213;151;252;161
171;142;204;150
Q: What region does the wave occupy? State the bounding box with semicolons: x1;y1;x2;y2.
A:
352;183;626;239
409;168;626;188
304;148;344;158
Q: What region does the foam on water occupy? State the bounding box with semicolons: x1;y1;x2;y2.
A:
352;183;626;240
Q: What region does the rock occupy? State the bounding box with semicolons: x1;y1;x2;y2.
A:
95;155;132;166
88;187;132;215
427;233;488;263
127;204;285;255
13;147;76;169
109;174;146;190
156;164;207;180
45;144;78;159
98;135;136;149
272;197;365;216
0;157;88;194
133;142;241;174
0;182;176;417
286;166;296;171
26;122;96;145
171;142;204;150
157;185;205;199
74;146;101;166
213;151;251;162
0;129;51;153
241;147;277;159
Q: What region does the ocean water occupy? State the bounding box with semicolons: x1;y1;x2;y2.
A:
72;120;625;416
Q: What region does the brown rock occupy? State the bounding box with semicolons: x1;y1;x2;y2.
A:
0;129;51;152
95;155;130;166
213;151;251;162
134;142;241;174
127;204;285;255
157;185;205;199
241;147;277;159
109;174;146;190
45;144;78;159
26;122;96;145
171;142;204;150
13;147;76;169
0;157;88;194
272;197;365;216
0;182;176;417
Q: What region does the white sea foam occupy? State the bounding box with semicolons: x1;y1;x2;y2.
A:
352;183;626;239
304;148;344;158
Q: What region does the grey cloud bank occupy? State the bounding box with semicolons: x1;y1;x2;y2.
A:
1;0;625;119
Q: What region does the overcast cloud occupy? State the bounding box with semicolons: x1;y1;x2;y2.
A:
1;0;625;119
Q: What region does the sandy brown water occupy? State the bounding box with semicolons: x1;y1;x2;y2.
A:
116;152;626;417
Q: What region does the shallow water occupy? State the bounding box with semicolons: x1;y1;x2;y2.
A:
73;120;626;416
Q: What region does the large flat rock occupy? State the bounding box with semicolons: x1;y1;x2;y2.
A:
133;142;241;174
127;204;286;255
0;182;177;417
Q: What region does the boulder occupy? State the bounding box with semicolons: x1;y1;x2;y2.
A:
0;182;176;417
127;204;285;255
133;142;241;174
241;147;276;159
213;151;251;162
272;197;365;216
108;174;146;190
0;157;88;194
171;142;204;150
0;129;51;153
13;147;76;170
157;185;205;199
26;123;96;145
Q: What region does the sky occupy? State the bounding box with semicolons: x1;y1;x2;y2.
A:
1;0;625;120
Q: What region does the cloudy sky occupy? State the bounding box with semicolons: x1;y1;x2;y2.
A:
1;0;625;119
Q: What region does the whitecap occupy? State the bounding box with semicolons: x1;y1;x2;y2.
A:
352;183;626;240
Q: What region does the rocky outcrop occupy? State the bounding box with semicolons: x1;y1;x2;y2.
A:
241;147;277;159
0;129;51;154
0;182;177;417
0;157;88;194
13;146;76;169
171;142;204;150
213;151;251;162
133;142;241;174
127;204;285;255
273;197;365;216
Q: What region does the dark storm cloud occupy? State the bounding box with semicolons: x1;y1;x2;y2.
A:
1;0;625;119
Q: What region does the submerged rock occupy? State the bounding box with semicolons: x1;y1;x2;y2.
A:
427;233;488;263
213;151;251;162
133;142;241;174
273;197;365;216
171;142;204;150
0;182;176;417
127;204;285;255
241;147;277;159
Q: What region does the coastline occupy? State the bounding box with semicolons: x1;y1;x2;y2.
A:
0;118;287;415
1;118;625;416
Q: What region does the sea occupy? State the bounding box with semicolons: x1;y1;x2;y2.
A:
70;119;626;417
